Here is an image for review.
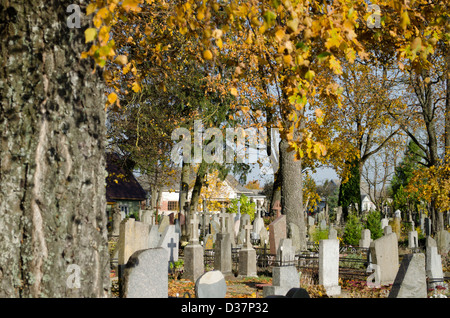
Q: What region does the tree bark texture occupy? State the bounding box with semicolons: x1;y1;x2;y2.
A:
0;1;110;297
280;138;307;251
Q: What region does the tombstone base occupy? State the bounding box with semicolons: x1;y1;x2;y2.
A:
184;244;204;283
238;248;257;278
323;285;341;297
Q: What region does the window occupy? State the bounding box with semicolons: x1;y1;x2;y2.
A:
168;201;178;211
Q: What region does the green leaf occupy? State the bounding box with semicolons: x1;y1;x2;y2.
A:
317;51;331;62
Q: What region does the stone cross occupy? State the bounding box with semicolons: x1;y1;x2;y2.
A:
190;213;199;243
244;224;253;249
272;200;281;217
218;212;228;233
167;237;177;263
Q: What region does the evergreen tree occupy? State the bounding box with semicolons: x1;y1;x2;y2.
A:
338;159;361;220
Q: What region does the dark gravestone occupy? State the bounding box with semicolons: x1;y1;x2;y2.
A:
285;288;310;298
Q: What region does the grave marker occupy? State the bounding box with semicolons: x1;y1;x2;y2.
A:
388;253;427;298
319;239;341;296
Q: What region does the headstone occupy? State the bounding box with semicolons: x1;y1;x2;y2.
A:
158;225;179;266
272;200;282;217
426;245;445;289
335;206;343;226
259;226;269;247
184;213;204;282
392;216;401;239
214;233;232;276
408;230;418;249
319;219;327;231
388;253;427;298
226;213;236;247
359;229;372;248
394;210;401;219
111;205;121;236
277;238;296;266
158;215;170;234
424;217;431;236
381;218;389;230
263;266;300;297
148;224;160;248
369;233;399;285
328;227;338;240
141;210;154;225
435;229;450;255
118;218;150;269
253;213;265;240
195;270;227;298
269;215;287;255
319;239;341;296
204;234;214;250
121;248;168;298
384;225;392;236
307;216;315;227
238;224;257;277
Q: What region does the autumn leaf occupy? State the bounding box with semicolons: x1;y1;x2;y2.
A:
85;28;97;43
115;55;128;66
203;49;213;60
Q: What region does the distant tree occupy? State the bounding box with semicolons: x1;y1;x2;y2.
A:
227;195;256;221
338;159;361;220
365;210;383;241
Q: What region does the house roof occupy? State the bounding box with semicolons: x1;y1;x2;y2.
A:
106;153;147;202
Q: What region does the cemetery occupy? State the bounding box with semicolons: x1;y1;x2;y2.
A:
108;203;450;298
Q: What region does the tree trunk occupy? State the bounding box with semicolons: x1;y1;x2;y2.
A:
179;160;190;240
0;1;109;297
280;138;307;251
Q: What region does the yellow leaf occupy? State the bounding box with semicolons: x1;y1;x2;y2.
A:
115;55;128;66
275;28;285;42
132;82;141;93
203;49;213;60
122;0;142;12
86;3;97;15
230;87;238;96
107;92;118;104
85;28;97;43
305;70;315;82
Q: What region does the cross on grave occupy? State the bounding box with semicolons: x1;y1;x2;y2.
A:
190;213;199;243
272;201;281;217
218;212;228;233
244;224;253;249
167;237;177;263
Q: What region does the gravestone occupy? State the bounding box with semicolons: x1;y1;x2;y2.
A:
307;216;315;227
158;215;171;234
285;288;310;298
158;225;179;266
259;226;269;247
384;225;392;236
263;266;300;298
195;270;227;298
252;213;265;241
426;244;445;289
381;217;389;230
392;215;401;239
121;248;168;298
319;219;327;231
269;215;287;255
238;224;257;277
184;213;204;283
214;233;232;277
111;205;121;236
277;238;296;266
272;200;282;217
369;233;399;285
118;218;151;271
435;229;450;255
328;226;338;240
408;230;418;249
319;239;341;296
226;213;236;247
359;229;372;248
204;234;214;250
141;210;154;225
388;253;427;298
148;224;160;248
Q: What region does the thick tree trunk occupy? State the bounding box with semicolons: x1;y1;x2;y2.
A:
0;1;109;297
179;160;190;240
280;138;307;251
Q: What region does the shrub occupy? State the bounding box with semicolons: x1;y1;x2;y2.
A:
343;212;363;246
366;210;383;240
